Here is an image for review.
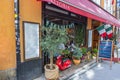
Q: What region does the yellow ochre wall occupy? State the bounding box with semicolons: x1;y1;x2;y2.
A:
19;0;42;62
0;0;16;70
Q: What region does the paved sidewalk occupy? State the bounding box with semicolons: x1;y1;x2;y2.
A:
67;61;120;80
60;60;97;80
34;59;97;80
66;49;120;80
34;49;120;80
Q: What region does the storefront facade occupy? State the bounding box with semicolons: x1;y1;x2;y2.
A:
42;1;88;68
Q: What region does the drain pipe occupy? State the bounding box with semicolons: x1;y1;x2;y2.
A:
14;0;21;64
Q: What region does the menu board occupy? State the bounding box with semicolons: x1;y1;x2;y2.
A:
24;22;40;59
99;40;112;58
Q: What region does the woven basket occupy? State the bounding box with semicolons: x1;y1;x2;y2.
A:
44;64;59;80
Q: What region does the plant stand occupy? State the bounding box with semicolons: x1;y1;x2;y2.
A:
44;64;59;80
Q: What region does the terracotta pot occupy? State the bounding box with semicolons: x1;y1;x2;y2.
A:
44;64;59;80
73;59;81;65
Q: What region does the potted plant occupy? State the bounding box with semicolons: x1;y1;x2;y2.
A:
62;49;70;58
40;27;68;80
81;47;87;62
92;48;98;58
86;51;92;61
72;47;83;65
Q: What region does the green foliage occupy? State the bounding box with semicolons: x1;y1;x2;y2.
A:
92;48;98;53
91;48;98;57
75;25;85;46
40;27;69;56
40;26;69;69
62;49;70;58
72;47;83;59
62;49;70;55
81;47;87;55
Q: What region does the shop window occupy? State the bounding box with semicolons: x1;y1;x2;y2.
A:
74;24;86;47
43;2;87;47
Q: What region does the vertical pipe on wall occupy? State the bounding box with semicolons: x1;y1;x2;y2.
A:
14;0;21;64
115;0;117;45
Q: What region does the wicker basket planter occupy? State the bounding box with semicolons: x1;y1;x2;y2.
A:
44;64;59;80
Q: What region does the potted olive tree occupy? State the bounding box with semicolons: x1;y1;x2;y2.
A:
40;26;68;80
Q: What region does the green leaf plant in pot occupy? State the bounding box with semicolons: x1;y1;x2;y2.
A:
40;26;69;80
81;47;87;62
62;49;70;58
72;47;83;65
92;48;98;59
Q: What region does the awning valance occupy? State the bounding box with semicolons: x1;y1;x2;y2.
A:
38;0;120;27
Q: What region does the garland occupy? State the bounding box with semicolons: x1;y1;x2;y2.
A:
45;20;74;29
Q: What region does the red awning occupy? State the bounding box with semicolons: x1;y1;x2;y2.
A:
38;0;120;27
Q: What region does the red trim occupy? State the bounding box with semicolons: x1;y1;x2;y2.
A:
102;58;120;62
38;0;120;27
112;0;114;5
